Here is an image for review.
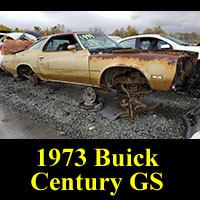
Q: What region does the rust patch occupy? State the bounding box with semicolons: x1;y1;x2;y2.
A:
89;51;178;64
89;49;197;65
1;39;35;55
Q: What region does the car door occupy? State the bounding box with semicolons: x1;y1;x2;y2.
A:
38;35;92;85
138;37;173;50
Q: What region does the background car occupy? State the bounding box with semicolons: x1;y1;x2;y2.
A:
0;32;37;67
118;34;200;60
0;32;6;40
108;35;122;42
23;31;43;40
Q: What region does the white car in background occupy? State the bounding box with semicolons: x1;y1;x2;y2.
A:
108;35;122;42
0;33;6;40
118;34;200;61
0;32;37;67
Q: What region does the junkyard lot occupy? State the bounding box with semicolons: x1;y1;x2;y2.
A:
0;70;199;139
2;32;200;128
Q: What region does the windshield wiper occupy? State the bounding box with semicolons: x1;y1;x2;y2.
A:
11;48;26;55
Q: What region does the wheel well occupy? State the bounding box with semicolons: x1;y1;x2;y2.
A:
100;66;149;90
16;64;33;77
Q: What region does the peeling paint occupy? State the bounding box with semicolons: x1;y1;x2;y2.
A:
1;39;34;55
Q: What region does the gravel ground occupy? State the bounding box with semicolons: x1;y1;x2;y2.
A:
0;70;199;139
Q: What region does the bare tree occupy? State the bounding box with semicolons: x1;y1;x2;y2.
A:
88;26;105;34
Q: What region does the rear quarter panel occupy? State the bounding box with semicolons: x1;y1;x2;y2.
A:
2;49;41;76
89;52;178;91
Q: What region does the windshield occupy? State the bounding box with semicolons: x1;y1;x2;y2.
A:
161;35;189;46
77;33;122;50
27;38;47;51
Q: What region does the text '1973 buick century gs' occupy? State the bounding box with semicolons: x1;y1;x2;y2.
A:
1;32;199;119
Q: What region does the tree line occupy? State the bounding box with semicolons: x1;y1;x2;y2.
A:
0;24;70;36
0;24;105;36
1;24;200;44
110;25;200;44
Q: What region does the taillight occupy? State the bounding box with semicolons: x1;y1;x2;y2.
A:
0;44;2;51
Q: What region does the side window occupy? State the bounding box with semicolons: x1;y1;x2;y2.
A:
157;40;172;50
43;35;81;52
139;38;173;50
45;39;69;51
120;38;136;48
140;41;150;50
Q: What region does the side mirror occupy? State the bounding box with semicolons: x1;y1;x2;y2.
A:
160;44;170;49
68;45;76;52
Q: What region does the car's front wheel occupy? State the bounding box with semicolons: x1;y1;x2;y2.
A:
17;65;40;86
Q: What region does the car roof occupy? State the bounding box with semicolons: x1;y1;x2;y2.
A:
6;32;27;39
48;32;105;37
118;34;163;42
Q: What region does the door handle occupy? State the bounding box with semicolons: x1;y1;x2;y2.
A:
39;56;44;60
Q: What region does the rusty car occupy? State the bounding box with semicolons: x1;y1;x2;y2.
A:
0;32;37;67
1;32;199;119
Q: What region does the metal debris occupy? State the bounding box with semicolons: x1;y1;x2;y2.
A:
79;87;103;112
82;87;97;104
183;102;200;138
99;99;163;121
89;126;96;131
100;101;127;120
191;89;200;99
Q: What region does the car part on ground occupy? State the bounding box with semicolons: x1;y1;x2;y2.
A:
191;89;200;98
82;87;97;104
183;102;200;138
79;87;103;112
190;131;200;139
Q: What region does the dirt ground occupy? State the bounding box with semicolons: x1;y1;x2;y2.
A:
0;104;67;139
0;70;199;139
